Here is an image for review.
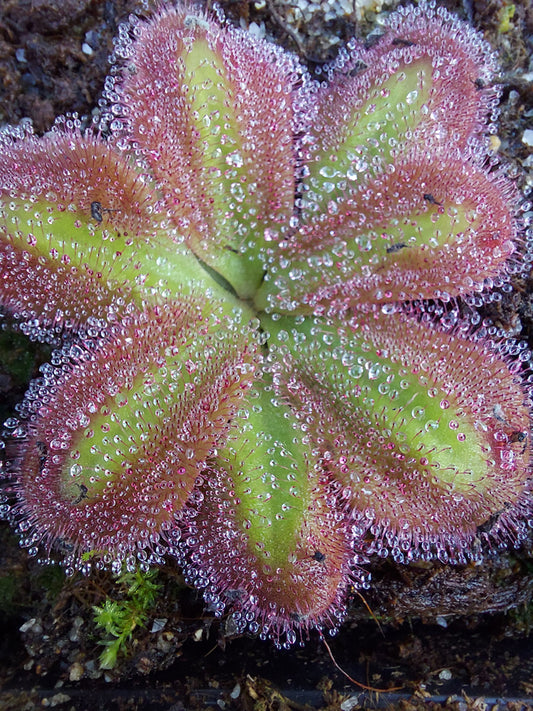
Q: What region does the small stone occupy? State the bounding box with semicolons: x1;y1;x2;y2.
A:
230;683;241;699
84;30;99;48
68;662;84;681
522;129;533;147
42;693;71;707
150;617;167;633
68;616;84;642
83;659;103;680
156;631;175;653
20;618;42;635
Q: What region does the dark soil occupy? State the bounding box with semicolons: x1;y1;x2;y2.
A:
1;0;533;709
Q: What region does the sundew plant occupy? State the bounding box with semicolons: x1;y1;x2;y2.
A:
0;0;532;647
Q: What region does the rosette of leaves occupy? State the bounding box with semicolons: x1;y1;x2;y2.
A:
0;1;531;646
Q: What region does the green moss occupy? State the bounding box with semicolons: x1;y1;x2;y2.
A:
498;3;516;33
93;567;161;670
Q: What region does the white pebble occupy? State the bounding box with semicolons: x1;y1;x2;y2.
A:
522;129;533;147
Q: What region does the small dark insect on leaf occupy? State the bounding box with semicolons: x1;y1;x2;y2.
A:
72;483;89;505
386;242;408;254
474;76;511;90
423;193;443;206
313;550;326;562
493;403;509;424
510;430;528;455
477;502;511;535
364;32;385;49
476;511;500;534
224;588;246;602
391;37;415;47
56;539;75;554
349;61;368;77
491;408;527;450
91;201;104;223
91;201;120;223
36;441;47;473
183;14;211;31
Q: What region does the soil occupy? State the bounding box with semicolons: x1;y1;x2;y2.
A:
1;0;533;709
